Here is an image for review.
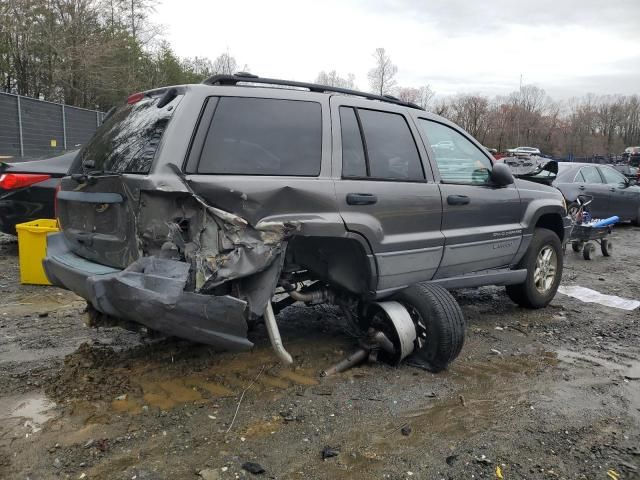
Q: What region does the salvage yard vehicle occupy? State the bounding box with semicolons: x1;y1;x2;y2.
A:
0;150;76;234
43;74;571;372
553;163;640;225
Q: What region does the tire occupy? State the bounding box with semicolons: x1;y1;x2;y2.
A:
583;242;596;260
506;228;563;309
571;241;583;253
392;283;465;373
601;239;612;257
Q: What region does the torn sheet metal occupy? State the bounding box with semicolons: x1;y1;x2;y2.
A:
558;285;640;311
49;163;301;350
160;163;300;302
503;157;558;185
44;236;252;350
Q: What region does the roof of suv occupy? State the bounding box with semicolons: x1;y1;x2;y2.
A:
200;73;425;111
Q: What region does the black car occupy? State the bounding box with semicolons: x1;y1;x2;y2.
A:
553;163;640;224
0;150;77;234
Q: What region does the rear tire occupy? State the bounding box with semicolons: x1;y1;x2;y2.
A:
506;228;563;309
392;283;465;373
600;239;612;257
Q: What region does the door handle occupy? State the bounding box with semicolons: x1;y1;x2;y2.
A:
346;193;378;205
447;194;470;205
609;187;616;192
578;185;586;190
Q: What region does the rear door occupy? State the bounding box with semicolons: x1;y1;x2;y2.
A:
330;97;444;293
573;165;611;218
415;117;523;278
182;91;342;238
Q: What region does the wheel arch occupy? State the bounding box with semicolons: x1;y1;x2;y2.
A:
522;201;567;242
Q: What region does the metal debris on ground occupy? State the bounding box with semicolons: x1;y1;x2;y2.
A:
241;462;266;475
558;286;640;311
321;446;340;460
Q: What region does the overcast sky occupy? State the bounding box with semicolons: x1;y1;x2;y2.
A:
154;0;640;99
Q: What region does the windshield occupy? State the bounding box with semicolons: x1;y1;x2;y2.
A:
72;93;182;174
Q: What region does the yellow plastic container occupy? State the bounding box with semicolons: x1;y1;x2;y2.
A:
15;219;59;285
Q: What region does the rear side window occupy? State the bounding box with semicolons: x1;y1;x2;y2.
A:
339;107;367;177
358;109;424;181
73;94;181;174
580;166;602;183
197;97;321;176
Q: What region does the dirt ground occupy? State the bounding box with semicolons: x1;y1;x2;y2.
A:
1;227;639;480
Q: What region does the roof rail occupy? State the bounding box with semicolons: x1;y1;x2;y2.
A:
201;73;424;110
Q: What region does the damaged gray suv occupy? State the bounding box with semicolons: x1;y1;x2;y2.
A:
44;74;571;372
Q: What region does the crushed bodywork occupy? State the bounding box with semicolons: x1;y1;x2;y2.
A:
502;156;558;185
45;164;300;351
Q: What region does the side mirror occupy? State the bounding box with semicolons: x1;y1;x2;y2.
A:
491;162;515;187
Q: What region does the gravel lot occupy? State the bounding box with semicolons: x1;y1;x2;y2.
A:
1;226;639;479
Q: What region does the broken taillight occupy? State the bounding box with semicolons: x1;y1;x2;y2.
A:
0;173;51;190
127;92;145;104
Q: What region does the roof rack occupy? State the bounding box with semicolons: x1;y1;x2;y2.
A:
201;72;424;110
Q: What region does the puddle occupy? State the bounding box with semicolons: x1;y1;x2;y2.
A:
336;355;546;457
0;392;56;432
2;292;84;317
0;344;78;365
103;347;321;415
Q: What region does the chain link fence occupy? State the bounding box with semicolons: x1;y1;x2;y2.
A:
0;92;105;161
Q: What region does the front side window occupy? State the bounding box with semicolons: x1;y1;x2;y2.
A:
197;97;322;176
579;166;602;184
600;167;626;185
418;119;492;184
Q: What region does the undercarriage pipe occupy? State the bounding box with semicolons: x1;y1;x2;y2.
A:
288;288;329;304
264;301;293;365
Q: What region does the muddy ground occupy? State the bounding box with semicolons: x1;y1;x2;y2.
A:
1;227;639;480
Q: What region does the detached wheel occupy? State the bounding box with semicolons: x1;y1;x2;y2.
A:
583;242;596;260
506;228;563;309
392;283;465;373
571;241;583;253
567;202;580;221
600;239;612;257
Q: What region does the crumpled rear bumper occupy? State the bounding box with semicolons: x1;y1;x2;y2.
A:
43;232;252;351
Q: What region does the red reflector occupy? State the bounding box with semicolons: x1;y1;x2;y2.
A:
127;92;145;104
0;173;51;190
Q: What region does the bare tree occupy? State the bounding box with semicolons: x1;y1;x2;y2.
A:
315;70;356;89
367;48;397;96
211;51;238;75
397;84;434;109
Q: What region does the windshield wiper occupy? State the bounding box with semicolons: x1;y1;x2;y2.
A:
71;170;121;185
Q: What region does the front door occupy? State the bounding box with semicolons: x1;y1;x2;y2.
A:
598;166;638;221
330;97;444;294
415;118;523;278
